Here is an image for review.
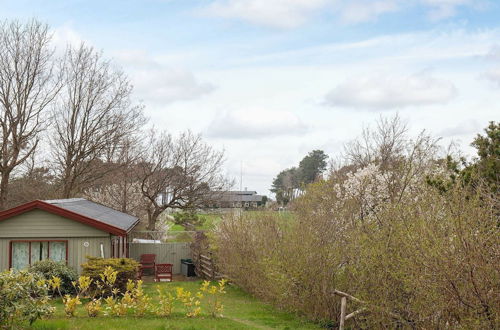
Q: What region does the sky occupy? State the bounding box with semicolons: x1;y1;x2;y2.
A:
1;0;499;196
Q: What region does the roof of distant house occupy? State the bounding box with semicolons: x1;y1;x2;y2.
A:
208;190;265;203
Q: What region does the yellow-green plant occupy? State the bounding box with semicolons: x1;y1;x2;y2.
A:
63;295;81;317
85;299;102;317
100;266;118;288
77;276;92;296
176;287;202;317
103;295;128;316
96;266;120;300
48;276;62;297
0;270;55;327
131;280;152;316
200;279;227;317
103;288;136;317
156;286;175;317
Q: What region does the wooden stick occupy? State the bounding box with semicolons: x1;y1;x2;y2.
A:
345;308;367;320
339;296;347;330
333;289;365;304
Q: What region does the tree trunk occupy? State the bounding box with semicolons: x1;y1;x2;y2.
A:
147;211;157;231
62;165;76;198
0;171;10;210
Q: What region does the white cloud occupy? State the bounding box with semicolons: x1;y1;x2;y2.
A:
438;119;482;137
420;0;486;20
482;68;500;87
51;25;86;55
324;71;457;110
336;0;400;24
203;0;327;29
115;51;215;105
207;109;308;139
202;0;484;29
202;0;399;29
134;68;214;104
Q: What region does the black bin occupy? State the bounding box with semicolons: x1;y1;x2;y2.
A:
181;258;196;277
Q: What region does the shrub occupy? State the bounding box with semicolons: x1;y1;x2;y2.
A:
29;259;78;296
81;257;139;296
156;286;175;317
0;270;55;327
85;299;102;317
63;295;81;317
200;279;227;317
173;210;205;230
214;183;500;328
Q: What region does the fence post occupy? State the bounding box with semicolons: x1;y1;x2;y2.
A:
210;252;215;280
339;296;347;330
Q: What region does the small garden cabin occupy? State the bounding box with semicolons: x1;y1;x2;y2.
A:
0;198;139;273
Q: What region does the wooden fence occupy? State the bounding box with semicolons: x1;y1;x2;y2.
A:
128;242;191;274
192;252;224;280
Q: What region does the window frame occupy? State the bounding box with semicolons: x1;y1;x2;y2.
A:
9;240;69;269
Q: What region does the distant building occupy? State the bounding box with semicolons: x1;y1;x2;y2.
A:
206;190;266;209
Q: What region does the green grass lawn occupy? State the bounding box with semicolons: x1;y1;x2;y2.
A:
31;281;320;330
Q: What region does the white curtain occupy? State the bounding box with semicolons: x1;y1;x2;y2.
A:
49;242;66;262
12;242;29;270
31;241;48;263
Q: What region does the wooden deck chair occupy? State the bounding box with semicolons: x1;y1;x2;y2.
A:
155;263;173;282
139;253;156;278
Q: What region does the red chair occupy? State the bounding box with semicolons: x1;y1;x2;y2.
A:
139;254;156;278
155;263;173;282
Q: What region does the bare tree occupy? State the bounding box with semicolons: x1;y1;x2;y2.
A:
52;43;144;198
0;20;61;209
84;137;146;217
137;130;228;230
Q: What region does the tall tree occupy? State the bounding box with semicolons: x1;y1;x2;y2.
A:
137;130;228;230
271;167;300;206
52;43;144;198
298;150;328;185
84;138;146;218
0;20;60;209
469;121;499;194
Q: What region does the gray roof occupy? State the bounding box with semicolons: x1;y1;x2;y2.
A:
225;190;258;195
208;191;264;203
44;198;139;232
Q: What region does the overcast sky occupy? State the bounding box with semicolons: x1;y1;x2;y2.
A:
1;0;499;196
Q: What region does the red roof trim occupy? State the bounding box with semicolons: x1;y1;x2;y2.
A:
0;200;127;236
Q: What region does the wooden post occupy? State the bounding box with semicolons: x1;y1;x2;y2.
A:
339;296;347;330
210;252;215;280
197;251;201;277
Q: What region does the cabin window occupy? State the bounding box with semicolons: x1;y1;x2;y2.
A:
10;240;68;270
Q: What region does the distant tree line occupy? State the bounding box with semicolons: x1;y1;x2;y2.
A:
271;150;328;205
0;19;229;230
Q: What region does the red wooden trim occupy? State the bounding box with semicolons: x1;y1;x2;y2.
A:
125;236;129;258
9;240;69;269
0;200;127;236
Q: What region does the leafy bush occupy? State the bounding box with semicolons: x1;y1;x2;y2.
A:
29;259;78;296
173;210;205;230
214;180;500;328
81;257;139;296
0;270;54;327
